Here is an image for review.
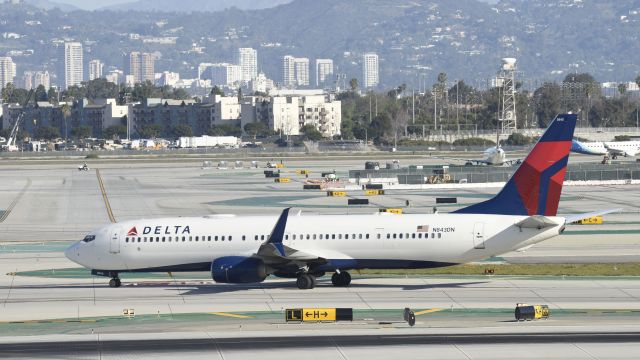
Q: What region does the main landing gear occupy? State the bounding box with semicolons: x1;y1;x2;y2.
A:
296;273;316;290
331;271;351;287
109;277;121;288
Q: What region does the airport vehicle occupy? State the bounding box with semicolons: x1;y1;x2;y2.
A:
66;114;612;289
571;139;640;159
78;163;89;171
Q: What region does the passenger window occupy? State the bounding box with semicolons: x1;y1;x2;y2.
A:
332;234;335;240
431;233;435;239
359;234;362;239
285;235;289;240
412;233;416;239
229;236;232;241
208;236;211;241
399;233;403;239
242;235;245;241
418;233;422;239
306;234;310;240
293;234;297;240
215;236;218;241
222;236;226;241
313;234;316;240
393;234;397;239
255;235;258;240
182;236;186;241
338;234;342;240
345;234;348;239
406;233;409;239
195;236;199;241
386;234;390;239
162;237;166;242
319;234;323;240
438;233;442;238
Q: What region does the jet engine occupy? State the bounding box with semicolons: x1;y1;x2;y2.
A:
210;257;267;283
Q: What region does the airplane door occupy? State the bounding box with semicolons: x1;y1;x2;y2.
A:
473;223;485;249
110;229;121;254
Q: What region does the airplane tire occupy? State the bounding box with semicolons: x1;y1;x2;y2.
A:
296;274;310;290
341;271;352;286
331;272;351;287
109;278;121;288
306;274;316;289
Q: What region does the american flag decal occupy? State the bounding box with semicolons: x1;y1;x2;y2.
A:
417;225;429;232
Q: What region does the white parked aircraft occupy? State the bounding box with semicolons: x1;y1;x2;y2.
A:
571;139;640;158
66;114;612;289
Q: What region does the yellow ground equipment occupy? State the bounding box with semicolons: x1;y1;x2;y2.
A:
327;191;347;197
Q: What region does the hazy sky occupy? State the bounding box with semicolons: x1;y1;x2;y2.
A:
53;0;499;11
53;0;133;10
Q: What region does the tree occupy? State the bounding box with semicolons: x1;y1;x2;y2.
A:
237;87;243;102
47;87;59;105
618;82;628;96
34;85;48;102
349;78;358;92
71;125;92;139
60;103;72;140
137;124;163;139
300;124;323;141
208;124;242;137
369;112;392;142
172;124;193;138
210;86;224;96
244;122;269;139
104;125;127;139
34;126;61;140
533;82;562;127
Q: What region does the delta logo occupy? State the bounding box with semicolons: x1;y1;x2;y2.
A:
126;225;191;236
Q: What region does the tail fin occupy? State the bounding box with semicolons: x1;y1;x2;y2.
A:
455;114;577;216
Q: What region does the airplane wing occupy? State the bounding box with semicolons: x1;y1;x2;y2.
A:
563;209;621;224
255;208;327;267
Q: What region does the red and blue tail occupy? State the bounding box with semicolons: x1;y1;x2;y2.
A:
455;114;576;216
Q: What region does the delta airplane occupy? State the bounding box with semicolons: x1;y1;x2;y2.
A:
66;114;612;290
571;139;640;158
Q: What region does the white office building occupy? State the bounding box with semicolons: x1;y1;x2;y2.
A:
206;63;242;87
89;60;104;81
237;48;257;82
64;42;84;89
283;56;311;88
197;63;215;80
283;55;296;87
362;52;379;89
315;59;334;87
243;93;341;137
34;71;50;89
250;72;275;94
294;58;309;87
0;57;17;89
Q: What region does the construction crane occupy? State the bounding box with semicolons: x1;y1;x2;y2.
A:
2;90;34;152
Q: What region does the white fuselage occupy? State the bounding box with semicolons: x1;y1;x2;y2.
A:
66;213;565;273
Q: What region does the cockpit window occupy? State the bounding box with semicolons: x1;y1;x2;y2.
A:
82;235;96;243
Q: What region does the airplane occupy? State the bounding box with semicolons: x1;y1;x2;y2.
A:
571;139;640;159
65;114;613;290
446;128;520;166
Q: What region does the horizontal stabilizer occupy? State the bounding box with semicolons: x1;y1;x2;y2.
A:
563;209;621;224
515;215;563;229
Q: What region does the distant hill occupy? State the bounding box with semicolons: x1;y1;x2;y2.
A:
24;0;78;11
2;0;640;89
100;0;294;12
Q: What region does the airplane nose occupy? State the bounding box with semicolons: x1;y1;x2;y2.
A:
64;242;78;261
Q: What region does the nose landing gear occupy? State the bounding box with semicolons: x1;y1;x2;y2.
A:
108;277;121;288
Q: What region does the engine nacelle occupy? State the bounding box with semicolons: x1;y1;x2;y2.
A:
211;256;267;284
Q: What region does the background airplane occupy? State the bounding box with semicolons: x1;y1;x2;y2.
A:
66;114;613;290
571;139;640;159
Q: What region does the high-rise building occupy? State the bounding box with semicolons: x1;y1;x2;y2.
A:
89;59;104;81
34;71;50;89
315;59;334;87
283;55;296;87
22;71;34;90
207;63;242;87
362;52;379;89
283;56;311;88
198;62;215;80
294;58;309;87
64;42;83;89
0;56;17;89
237;48;257;82
125;52;155;84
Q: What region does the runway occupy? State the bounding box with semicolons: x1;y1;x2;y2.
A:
0;156;638;358
3;329;640;359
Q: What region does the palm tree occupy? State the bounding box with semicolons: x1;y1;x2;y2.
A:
60;103;71;142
